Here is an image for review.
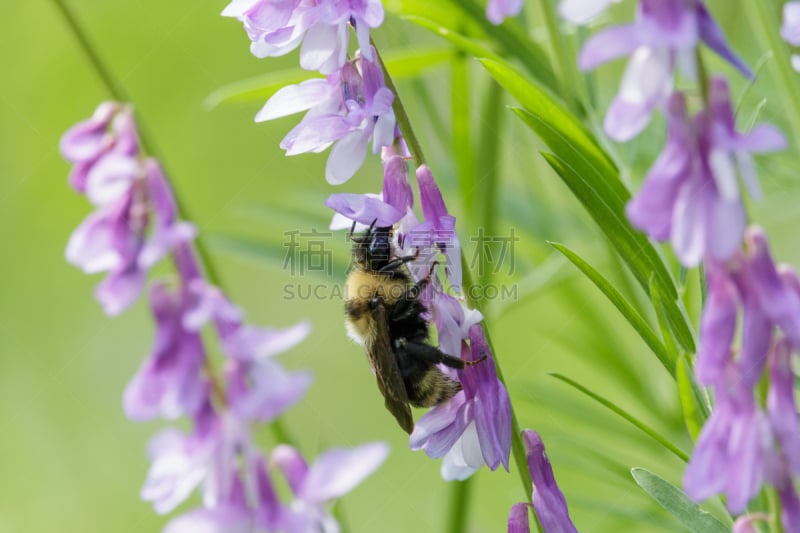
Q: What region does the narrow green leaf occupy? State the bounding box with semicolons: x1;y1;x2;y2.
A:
649;275;697;362
391;0;558;93
631;468;729;533
677;354;710;441
550;373;689;462
205;46;453;109
207;234;350;282
452;52;475;217
479;58;699;363
550;241;674;377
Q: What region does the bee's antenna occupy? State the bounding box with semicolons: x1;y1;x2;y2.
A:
367;218;378;236
348;219;357;240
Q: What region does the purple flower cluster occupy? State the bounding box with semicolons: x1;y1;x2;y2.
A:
224;1;396;184
683;227;800;532
61;103;195;315
507;430;580;533
565;0;750;142
559;2;787;269
327;153;512;480
62;104;387;532
626;80;784;267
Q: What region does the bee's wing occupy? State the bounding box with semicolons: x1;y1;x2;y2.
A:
367;302;414;434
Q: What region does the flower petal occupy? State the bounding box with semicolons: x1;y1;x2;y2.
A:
256;78;331;122
300;442;389;503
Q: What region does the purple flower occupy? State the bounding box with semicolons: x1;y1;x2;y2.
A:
782;2;800;71
141;408;221;514
410;325;511;480
63;107;196;315
486;0;523;25
767;338;800;474
224;328;313;422
559;0;619;24
60;103;138;192
578;0;749;141
123;283;208;421
507;503;531;533
222;0;384;73
626;85;784;267
270;442;389;531
326;149;414;230
430;291;483;360
522;430;579;533
406;165;462;290
684;361;769;513
256;54;396;184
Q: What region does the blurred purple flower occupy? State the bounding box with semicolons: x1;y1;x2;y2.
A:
410;325;511;481
270;442;389;532
732;515;769;533
578;0;749;141
255;53;395;184
507;503;532;533
60;102;138;192
62;106;196;315
486;0;523;25
626;83;784;267
522;430;579;533
223;323;313;423
222;0;384;73
123;283;208;421
694;227;800;387
684;361;768;513
782;2;800;71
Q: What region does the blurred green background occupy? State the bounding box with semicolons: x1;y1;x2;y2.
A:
1;1;798;532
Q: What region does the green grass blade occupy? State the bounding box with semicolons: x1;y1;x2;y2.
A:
391;0;558;93
676;354;710;441
550;241;673;377
550;373;689;463
631;468;730;533
206;46;453;109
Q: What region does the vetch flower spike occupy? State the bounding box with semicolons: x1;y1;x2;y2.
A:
578;0;750;141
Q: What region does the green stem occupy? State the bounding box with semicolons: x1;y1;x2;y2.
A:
695;47;710;106
373;39;426;167
748;0;800;152
374;35;542;531
446;480;472;533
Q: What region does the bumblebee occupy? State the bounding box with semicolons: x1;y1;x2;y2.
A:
344;221;483;434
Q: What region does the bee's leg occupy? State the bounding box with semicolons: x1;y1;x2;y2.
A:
378;255;416;273
396;339;481;370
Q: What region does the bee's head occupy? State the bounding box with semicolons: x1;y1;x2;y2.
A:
351;221;393;272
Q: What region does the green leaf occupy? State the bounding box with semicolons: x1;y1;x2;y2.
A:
649;276;696;361
207;234;350;282
631;468;729;533
205;46;453;109
550;373;689;462
676;354;710;441
550;241;674;377
479;57;698;360
390;0;558;93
